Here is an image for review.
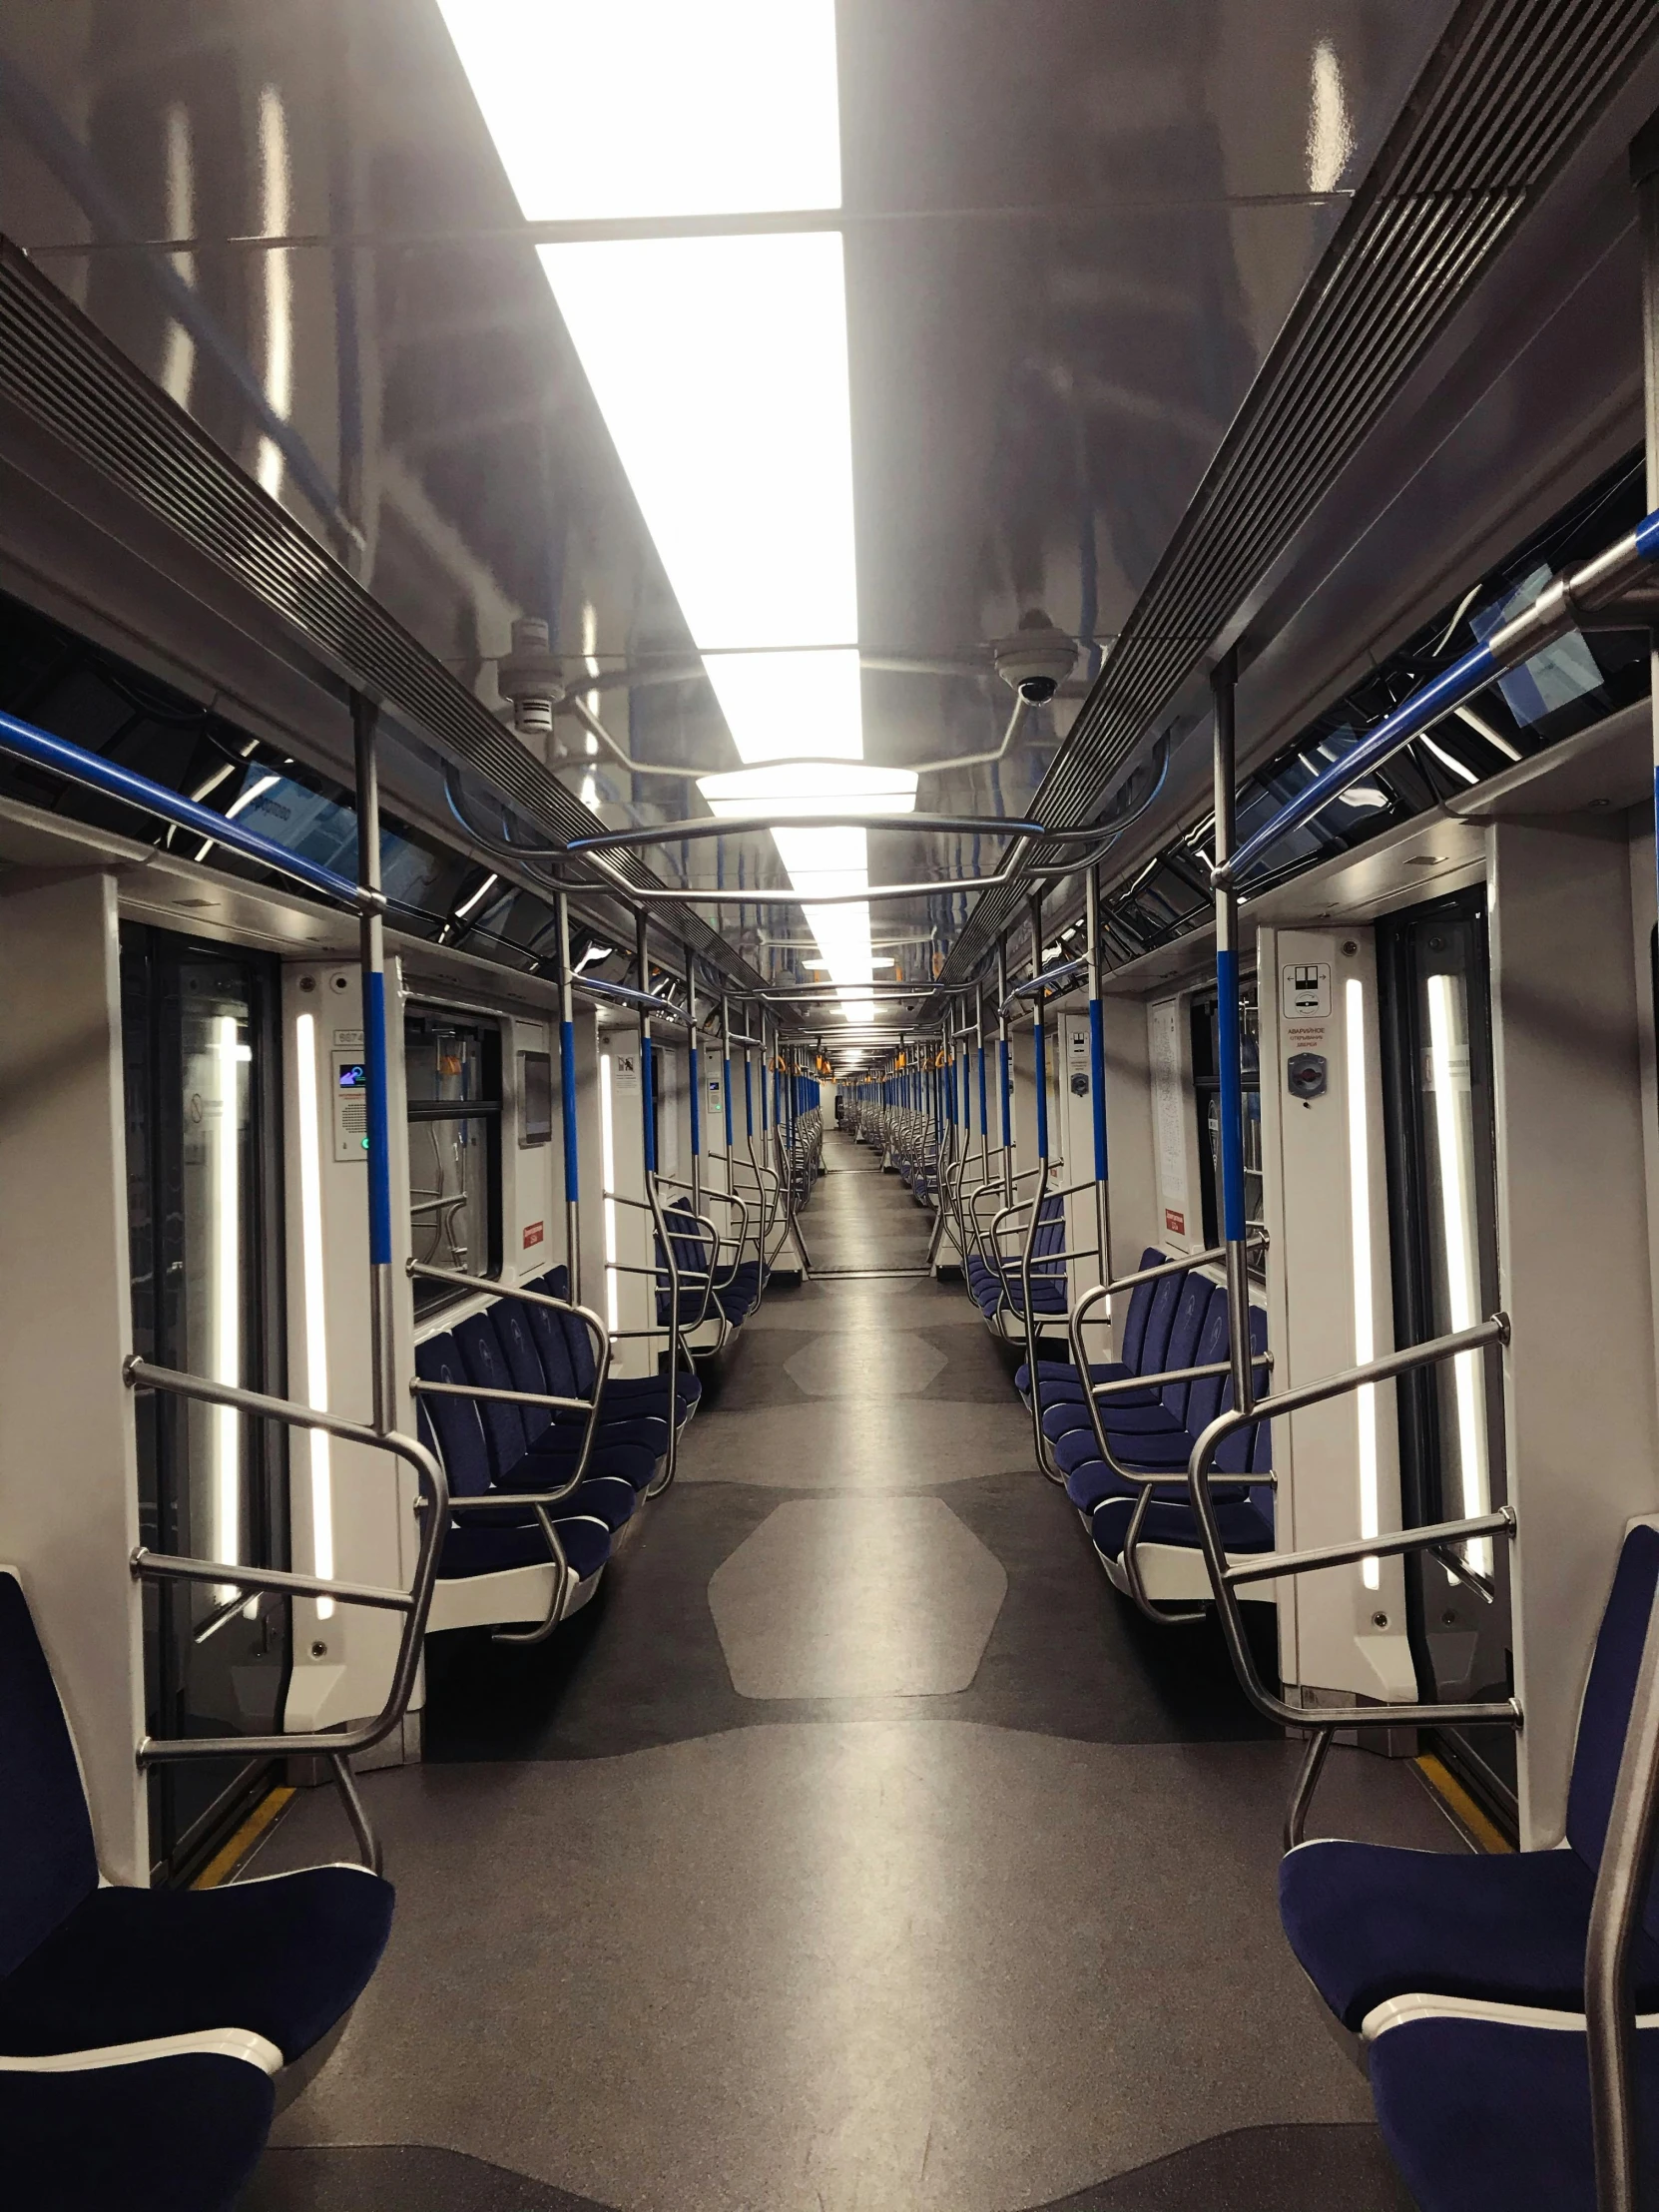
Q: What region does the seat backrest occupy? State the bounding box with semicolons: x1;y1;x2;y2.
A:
491;1299;554;1445
454;1311;529;1479
1182;1295;1233;1435
414;1332;497;1497
1031;1192;1066;1274
662;1198;710;1277
0;1572;99;1977
1133;1266;1184;1380
1566;1525;1659;1933
1117;1250;1167;1371
1158;1277;1220;1422
520;1275;582;1399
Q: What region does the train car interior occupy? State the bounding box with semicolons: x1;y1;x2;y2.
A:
9;4;1659;2208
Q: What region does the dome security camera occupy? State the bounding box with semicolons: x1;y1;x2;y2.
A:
992;611;1078;705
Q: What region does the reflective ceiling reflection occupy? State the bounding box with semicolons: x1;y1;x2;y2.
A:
0;0;1454;997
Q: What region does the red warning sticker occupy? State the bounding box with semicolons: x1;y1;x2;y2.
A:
523;1221;545;1248
1164;1209;1185;1236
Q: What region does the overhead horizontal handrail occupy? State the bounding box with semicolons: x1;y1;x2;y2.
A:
568;812;1051;851
0;707;380;910
571;974;693;1025
1220;510;1659;884
1000;955;1089;1012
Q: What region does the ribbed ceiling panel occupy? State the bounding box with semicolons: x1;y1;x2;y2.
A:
933;0;1659;993
0;239;763;992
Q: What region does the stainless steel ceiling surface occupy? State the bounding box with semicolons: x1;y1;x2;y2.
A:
4;0;1638;1021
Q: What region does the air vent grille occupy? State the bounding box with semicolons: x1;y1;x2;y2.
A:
936;0;1659;991
0;238;759;990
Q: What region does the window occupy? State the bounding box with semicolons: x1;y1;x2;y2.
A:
405;1011;502;1314
519;1050;553;1146
1191;984;1263;1262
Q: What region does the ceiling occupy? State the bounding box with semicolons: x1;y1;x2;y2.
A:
0;0;1464;1022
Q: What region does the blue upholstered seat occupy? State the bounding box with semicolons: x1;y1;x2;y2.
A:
1281;1525;1659;2026
0;1867;395;2061
0;1570;390;2067
1368;2002;1659;2212
1281;1841;1659;2030
4;2044;276;2212
414;1334;618;1594
529;1269;698;1426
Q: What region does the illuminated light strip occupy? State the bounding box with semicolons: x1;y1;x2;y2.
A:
1345;976;1381;1591
600;1051;620;1335
294;1013;335;1620
211;1016;241;1592
1427;971;1491;1576
434;3;882;1013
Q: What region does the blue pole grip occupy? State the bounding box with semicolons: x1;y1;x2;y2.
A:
689;1044;701;1157
977;1044;987;1139
363;967;392;1265
999;1039;1011;1147
560;1017;579;1202
1032;1013;1049;1161
642;1038;657;1175
1088;996;1108;1184
1217;947;1247;1243
724;1055;734;1148
745;1057;754;1135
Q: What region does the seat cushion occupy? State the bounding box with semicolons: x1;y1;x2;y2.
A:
1281;1839;1659;2030
506;1474;634;1532
440;1515;611;1584
0;1865;394;2062
4;2048;275;2212
1089;1490;1266;1559
518;1434;659;1491
1369;2008;1659;2212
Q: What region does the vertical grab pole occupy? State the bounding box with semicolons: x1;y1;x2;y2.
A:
996;936;1013;1205
1587;119;1659;2212
636;911;656;1179
687;948;701;1219
1028;890;1049;1165
351;692;394;1437
1212;647;1253;1419
556;889;580;1306
1085;861;1111;1291
977;983;989;1184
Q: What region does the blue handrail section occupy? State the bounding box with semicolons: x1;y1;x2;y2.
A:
561;1018;579;1203
724;1054;735;1148
0;706;371;908
1225;505;1659;883
0;706;400;1288
1223;643;1496;881
689;1041;701;1158
1088;995;1108;1183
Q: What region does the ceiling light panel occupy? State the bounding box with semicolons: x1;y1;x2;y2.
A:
437;0;885;1012
539;236;857;655
436;1;840;222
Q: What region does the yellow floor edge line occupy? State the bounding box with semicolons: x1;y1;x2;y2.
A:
192;1785;297;1890
1414;1754;1512;1855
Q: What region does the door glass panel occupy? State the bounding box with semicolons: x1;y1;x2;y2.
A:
1379;895;1513;1828
406;1012;502;1315
122;929;288;1880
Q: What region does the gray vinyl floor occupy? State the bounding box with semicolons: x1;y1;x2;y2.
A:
239;1134;1458;2212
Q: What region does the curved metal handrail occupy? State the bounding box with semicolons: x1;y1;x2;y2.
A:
125;1360;449;1875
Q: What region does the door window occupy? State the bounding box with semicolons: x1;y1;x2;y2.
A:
1378;893;1513;1832
122;928;288;1881
406;1011;502;1313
